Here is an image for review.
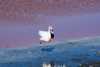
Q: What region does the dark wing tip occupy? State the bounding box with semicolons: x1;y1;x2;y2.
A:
51;32;54;39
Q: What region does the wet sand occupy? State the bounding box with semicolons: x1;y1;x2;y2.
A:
0;36;100;67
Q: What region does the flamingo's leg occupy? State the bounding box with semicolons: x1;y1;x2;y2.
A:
40;41;42;44
44;43;47;56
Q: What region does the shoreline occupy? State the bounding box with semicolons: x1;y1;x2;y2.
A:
1;36;100;51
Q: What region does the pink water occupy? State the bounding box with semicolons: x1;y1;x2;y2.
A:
0;0;100;50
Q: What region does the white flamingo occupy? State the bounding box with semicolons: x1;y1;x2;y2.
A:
38;26;54;56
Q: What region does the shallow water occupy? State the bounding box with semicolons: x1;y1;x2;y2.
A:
0;0;100;50
0;37;100;67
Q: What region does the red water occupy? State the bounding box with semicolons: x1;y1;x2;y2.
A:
0;0;100;50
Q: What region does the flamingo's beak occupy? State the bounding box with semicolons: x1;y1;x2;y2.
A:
51;28;53;31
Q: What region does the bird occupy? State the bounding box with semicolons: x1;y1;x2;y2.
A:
38;26;54;56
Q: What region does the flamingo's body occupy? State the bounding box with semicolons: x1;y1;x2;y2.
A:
38;26;54;55
39;30;51;42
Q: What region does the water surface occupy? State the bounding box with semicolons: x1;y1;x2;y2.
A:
0;0;100;50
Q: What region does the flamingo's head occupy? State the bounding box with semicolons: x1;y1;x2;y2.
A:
48;26;53;31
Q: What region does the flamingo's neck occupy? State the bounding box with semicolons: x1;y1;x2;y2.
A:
48;28;50;32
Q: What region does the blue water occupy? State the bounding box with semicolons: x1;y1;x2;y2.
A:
0;37;100;67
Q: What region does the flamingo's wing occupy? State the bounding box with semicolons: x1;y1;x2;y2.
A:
38;30;49;38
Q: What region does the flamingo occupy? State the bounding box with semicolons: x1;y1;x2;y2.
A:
38;26;54;56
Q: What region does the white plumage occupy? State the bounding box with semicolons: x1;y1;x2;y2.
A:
39;30;51;42
38;26;53;43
